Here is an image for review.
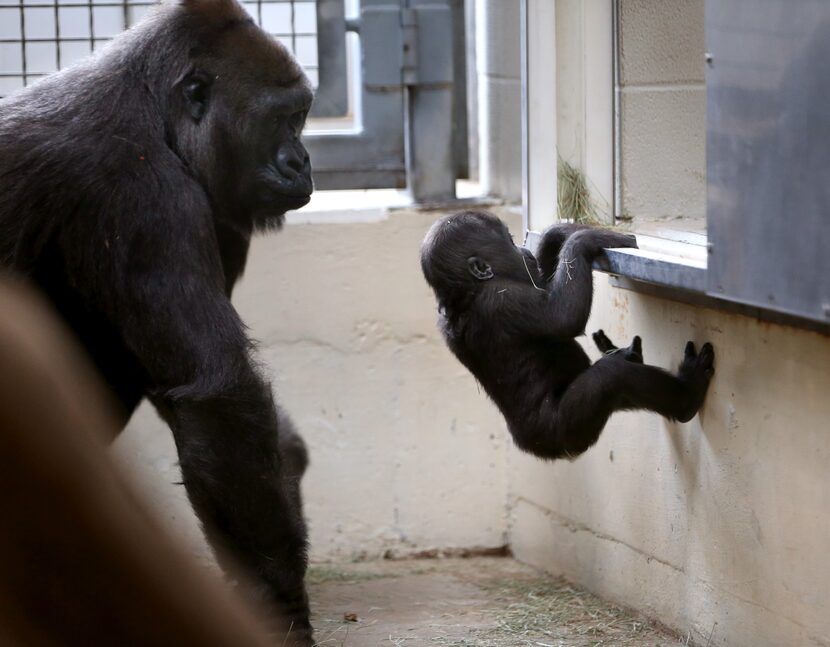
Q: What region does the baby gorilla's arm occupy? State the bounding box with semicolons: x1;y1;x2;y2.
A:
513;227;637;338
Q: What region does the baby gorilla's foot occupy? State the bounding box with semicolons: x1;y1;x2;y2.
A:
675;341;715;422
679;341;715;380
592;330;643;363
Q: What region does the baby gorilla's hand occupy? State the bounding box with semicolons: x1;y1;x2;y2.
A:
606;232;638;249
570;229;638;257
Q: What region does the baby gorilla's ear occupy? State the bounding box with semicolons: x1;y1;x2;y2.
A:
467;256;494;280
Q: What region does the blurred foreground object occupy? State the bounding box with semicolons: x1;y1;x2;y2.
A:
0;277;274;647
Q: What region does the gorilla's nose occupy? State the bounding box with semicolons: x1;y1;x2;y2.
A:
276;144;309;180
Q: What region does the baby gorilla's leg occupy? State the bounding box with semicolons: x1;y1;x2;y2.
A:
545;341;715;457
592;329;643;364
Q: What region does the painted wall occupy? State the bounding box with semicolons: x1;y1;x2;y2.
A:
508;277;830;647
114;208;519;563
620;0;706;225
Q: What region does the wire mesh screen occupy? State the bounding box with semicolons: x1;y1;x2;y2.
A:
0;0;318;97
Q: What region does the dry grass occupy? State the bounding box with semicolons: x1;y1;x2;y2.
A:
307;565;389;586
429;575;684;647
308;563;441;587
557;158;603;226
308;559;688;647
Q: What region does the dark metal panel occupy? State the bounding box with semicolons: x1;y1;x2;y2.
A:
706;0;830;324
450;0;469;178
303;0;407;190
404;0;456;201
362;5;404;87
310;169;405;190
310;0;348;118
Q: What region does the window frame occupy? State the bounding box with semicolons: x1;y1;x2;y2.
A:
520;0;830;332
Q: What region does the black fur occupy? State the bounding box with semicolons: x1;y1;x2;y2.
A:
0;1;315;643
421;211;715;459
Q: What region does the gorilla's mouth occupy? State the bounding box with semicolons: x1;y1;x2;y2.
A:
257;163;313;207
280;193;312;209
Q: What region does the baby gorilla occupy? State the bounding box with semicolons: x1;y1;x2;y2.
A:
421;211;715;459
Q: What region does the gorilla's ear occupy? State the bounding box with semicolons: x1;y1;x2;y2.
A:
467;256;494;281
180;71;213;121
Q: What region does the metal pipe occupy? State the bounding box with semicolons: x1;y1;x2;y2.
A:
520;0;529;234
612;0;622;221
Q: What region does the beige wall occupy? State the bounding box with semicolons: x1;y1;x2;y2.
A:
114;209;520;563
620;0;706;225
509;277;830;647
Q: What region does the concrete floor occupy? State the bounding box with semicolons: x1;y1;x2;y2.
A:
113;431;683;646
308;557;684;646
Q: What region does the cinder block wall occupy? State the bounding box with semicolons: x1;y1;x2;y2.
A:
508;277;830;647
620;0;706;223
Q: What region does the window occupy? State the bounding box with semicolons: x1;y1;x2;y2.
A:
0;0;320;97
522;0;830;327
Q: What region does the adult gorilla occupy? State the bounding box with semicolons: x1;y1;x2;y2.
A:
0;0;315;643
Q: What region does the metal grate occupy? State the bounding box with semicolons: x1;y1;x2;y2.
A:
0;0;318;97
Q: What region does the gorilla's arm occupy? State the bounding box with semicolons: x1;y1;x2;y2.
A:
65;178;313;641
499;228;638;339
533;222;593;279
125;275;311;640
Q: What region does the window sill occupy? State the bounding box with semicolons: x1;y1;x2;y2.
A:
525;227;830;335
524;229;707;293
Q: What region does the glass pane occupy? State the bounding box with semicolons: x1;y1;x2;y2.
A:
24;7;56;39
261;3;292;35
293;2;316;34
25;41;58;73
0;43;23;74
0;10;21;39
59;40;91;66
92;6;124;38
294;35;316;67
0;76;24;94
58;7;91;39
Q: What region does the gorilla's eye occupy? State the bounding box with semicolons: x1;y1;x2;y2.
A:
287;110;307;134
181;71;213;122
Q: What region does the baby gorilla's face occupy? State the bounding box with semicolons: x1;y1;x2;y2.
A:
421;211;540;293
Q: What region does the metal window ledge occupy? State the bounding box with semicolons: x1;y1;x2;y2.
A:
526;228;830;336
524;229;707;293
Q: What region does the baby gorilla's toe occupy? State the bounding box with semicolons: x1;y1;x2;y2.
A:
684;340;697;359
698;342;715;377
592;329;617;354
623;335;644;364
679;341;715;382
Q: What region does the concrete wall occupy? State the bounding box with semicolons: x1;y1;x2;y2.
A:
114;208;520;563
508;277;830;647
620;0;706;224
475;0;521;201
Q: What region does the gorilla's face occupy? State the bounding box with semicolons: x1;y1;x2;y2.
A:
175;19;314;226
